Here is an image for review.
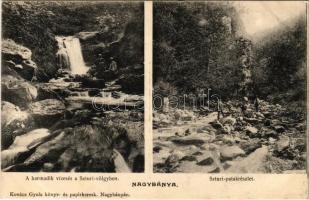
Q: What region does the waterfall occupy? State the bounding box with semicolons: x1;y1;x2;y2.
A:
55;36;89;75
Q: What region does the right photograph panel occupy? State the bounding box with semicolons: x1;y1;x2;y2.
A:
153;1;307;173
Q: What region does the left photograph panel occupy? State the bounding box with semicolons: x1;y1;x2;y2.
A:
1;1;144;172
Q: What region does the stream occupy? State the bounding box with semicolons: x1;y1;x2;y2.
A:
1;36;144;172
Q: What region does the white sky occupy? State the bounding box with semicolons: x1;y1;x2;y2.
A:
233;1;306;36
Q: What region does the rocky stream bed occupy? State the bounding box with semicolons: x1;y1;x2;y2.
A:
1;39;144;173
153;101;306;173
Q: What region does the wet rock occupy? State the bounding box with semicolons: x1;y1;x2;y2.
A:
24;131;67;165
220;146;245;161
1;101;33;150
2;75;38;108
1;129;50;168
1;101;29;128
226;146;269;173
35;84;63;100
29;99;66;127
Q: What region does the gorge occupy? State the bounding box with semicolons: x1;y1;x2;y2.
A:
1;1;144;172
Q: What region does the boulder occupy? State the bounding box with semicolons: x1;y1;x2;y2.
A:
219;116;236;126
29;99;66;127
2;39;37;80
220;146;245;161
2;39;32;61
197;156;214;166
1;101;29;128
245;126;258;137
239;139;262;154
1;101;33;150
273;125;285;133
276;136;290;152
1;129;50;168
6;124;131;172
226;146;269;173
210;121;223;129
2;75;38;108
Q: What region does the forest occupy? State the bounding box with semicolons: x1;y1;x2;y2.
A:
153;2;306;173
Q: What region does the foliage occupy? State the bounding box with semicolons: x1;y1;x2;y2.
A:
253;15;306;104
2;1;143;79
153;2;243;97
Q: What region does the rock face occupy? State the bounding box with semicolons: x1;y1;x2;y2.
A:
2;39;38;80
2;75;38;108
2;39;32;60
1;101;33;150
29;99;66;127
17;125;133;172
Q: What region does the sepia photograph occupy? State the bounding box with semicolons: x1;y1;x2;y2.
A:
1;1;144;172
153;1;307;173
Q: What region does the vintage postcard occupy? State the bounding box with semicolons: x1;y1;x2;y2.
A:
0;1;308;199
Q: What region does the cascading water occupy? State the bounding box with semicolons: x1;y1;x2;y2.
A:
55;36;89;75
